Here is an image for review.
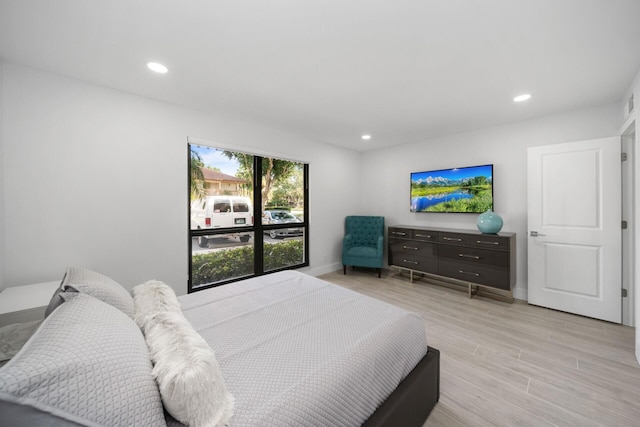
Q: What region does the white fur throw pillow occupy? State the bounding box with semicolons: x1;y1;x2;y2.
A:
144;310;234;427
132;280;182;332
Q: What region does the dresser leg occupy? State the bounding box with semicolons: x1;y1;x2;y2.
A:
468;284;480;299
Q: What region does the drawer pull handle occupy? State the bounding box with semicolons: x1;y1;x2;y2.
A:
477;240;499;245
443;237;463;242
392;231;406;236
458;270;480;277
415;234;432;238
403;260;419;265
459;254;480;260
403;245;419;250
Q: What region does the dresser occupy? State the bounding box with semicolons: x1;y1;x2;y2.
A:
388;225;516;300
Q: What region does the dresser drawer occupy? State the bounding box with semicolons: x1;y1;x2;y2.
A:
411;229;438;242
438;260;510;290
388;227;412;239
438;244;509;268
390;238;437;256
439;231;509;250
389;238;438;274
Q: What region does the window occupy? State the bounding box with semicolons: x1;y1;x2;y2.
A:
188;144;309;291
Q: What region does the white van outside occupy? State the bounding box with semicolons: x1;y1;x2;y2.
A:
191;196;253;247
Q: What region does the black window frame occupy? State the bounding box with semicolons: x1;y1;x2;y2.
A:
188;144;309;292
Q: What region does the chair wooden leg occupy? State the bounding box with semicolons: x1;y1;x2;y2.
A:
377;268;381;278
343;265;346;275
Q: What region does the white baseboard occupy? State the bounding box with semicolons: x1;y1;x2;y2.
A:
513;287;527;301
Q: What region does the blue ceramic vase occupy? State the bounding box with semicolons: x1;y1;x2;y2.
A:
477;209;503;234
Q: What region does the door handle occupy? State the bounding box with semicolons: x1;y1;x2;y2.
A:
530;231;546;237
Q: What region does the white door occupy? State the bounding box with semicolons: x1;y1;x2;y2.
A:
527;137;621;323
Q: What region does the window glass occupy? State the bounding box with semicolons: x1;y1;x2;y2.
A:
190;145;254;288
190;145;253;226
261;161;305;224
191;232;255;289
260;158;305;273
189;144;308;291
264;227;305;272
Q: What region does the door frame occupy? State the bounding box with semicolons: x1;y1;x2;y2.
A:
623;123;636;327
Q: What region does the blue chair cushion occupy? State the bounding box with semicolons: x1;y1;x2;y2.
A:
345;246;377;257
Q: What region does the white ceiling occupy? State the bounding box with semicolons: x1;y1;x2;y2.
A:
1;0;640;151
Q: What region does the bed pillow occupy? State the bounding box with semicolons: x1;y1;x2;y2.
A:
145;310;234;427
43;285;65;318
0;292;166;427
44;271;67;318
132;280;182;332
61;266;134;318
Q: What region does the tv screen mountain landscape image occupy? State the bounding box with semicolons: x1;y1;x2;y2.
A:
410;164;493;213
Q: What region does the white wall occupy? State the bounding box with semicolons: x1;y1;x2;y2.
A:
361;104;621;300
0;63;360;295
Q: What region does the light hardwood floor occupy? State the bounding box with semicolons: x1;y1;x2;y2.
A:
319;268;640;427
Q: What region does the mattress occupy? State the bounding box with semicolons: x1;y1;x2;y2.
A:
177;270;428;427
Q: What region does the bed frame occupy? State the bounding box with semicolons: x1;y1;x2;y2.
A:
363;346;440;427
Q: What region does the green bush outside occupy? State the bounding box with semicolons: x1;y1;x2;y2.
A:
263;240;304;270
192;240;304;286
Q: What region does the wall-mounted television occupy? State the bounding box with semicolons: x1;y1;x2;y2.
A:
410;164;493;213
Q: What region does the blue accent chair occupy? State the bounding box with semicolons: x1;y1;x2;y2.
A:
342;216;385;278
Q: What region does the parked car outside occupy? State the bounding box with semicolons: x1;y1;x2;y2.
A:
191;196;253;247
262;210;303;239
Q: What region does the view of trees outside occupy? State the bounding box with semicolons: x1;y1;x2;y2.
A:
189;144;306;289
267;166;304;215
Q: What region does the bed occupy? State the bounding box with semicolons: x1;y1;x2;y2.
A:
0;267;439;427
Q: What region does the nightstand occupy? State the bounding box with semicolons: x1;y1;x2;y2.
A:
0;281;59;326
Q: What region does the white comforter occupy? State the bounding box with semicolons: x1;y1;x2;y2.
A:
178;270;428;427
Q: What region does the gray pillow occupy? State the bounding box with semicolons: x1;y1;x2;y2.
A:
0;292;166;427
61;267;134;318
44;272;66;318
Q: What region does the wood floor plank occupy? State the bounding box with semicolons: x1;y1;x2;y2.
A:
527;378;639;426
475;344;640;423
319;269;640;427
442;351;600;427
440;372;554;426
427;394;496;427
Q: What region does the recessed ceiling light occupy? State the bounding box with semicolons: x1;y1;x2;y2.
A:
513;94;531;102
147;62;168;74
361;134;372;140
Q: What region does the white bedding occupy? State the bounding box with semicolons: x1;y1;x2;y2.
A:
177;270;428;427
